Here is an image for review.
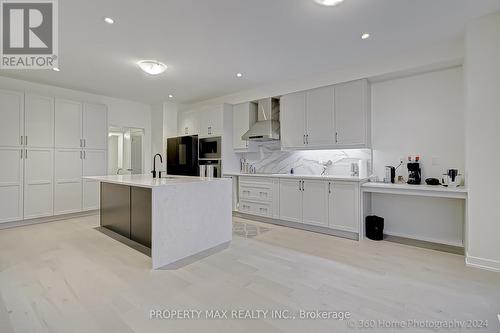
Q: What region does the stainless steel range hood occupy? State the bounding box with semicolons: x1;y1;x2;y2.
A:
241;97;280;141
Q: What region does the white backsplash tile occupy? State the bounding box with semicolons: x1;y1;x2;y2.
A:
239;142;372;176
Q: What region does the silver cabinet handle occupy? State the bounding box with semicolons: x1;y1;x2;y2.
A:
335;132;338;143
306;134;308;144
25;136;27;146
298;180;301;191
302;180;304;191
25;149;27;159
328;182;331;194
20;136;23;145
20;149;23;159
303;134;305;145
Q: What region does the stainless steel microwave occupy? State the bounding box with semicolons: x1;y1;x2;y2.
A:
199;136;221;159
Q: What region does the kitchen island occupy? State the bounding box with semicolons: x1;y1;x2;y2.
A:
86;174;232;269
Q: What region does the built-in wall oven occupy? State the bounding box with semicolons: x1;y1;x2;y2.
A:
199;137;222;178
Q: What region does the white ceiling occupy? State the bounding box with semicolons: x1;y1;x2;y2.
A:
1;0;500;104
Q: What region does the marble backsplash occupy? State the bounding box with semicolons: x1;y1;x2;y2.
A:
238;142;372;176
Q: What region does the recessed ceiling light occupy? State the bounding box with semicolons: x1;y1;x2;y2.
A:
104;17;114;24
137;60;167;75
361;33;371;40
168;94;174;99
236;72;243;78
52;67;60;72
314;0;345;6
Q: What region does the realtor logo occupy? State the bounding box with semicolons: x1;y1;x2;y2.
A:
0;0;58;69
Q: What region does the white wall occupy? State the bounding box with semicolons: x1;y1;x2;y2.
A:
0;75;153;173
464;12;500;271
371;67;465;181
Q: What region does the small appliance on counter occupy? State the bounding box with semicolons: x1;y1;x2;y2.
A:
425;178;441;186
442;169;462;187
384;166;395;183
407;155;422;185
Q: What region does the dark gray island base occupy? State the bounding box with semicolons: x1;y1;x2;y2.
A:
100;182;152;249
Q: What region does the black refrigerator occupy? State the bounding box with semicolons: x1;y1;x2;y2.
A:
166;135;199;176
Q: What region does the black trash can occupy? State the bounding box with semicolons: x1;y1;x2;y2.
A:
366;215;384;241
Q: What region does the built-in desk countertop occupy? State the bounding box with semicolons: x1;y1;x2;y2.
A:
361;182;467;199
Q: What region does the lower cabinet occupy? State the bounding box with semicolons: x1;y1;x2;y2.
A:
278;179;302;223
23;148;54;219
328;182;359;232
55;149;83;214
0;147;23;223
83;149;107;210
130;186;152;248
302;180;329;227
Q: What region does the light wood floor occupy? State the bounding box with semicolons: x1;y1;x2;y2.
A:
0;215;499;333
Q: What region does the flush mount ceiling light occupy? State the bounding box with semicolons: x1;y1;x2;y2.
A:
52;67;60;72
104;17;114;24
361;33;371;40
168;94;174;98
137;60;167;75
236;72;243;78
314;0;345;6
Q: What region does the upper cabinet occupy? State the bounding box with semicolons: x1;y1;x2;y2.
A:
55;99;82;149
334;79;370;147
178;110;199;136
55;99;107;149
0;89;24;147
83;102;108;150
25;94;54;148
280;91;307;149
280;79;370;150
198;106;223;137
232;102;257;151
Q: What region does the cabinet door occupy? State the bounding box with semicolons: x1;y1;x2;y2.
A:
199;107;223;137
279;179;302;223
0;148;23;223
25;94;54;148
328;182;359;232
83;103;107;150
306;86;335;147
233;103;252;150
334;80;368;146
280;92;306;148
83;149;107;210
302;180;329;226
0;89;24;147
24;148;54;219
55;99;82;149
178;111;199;136
54;149;82;214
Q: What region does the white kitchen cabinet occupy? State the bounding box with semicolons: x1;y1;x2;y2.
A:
83;102;108;150
306;86;335;147
23;148;53;219
278;179;302;223
302;180;329;227
55;99;83;149
280;91;306;149
83;149;107;210
0;89;24;147
328;182;359;232
199;106;223;137
24;94;54;148
232;102;257;151
334;79;369;147
0;147;23;223
54;149;83;214
178;110;199;136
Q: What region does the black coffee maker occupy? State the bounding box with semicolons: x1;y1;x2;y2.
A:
407;156;421;185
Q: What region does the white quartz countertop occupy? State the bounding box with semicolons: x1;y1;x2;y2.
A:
362;182;468;199
86;174;230;188
223;172;368;182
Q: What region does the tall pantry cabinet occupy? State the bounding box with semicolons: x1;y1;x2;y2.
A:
0;88;108;224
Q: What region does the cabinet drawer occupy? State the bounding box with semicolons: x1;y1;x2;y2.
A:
239;200;272;217
239;185;273;202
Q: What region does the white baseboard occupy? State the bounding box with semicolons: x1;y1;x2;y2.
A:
0;210;98;230
466;255;500;273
